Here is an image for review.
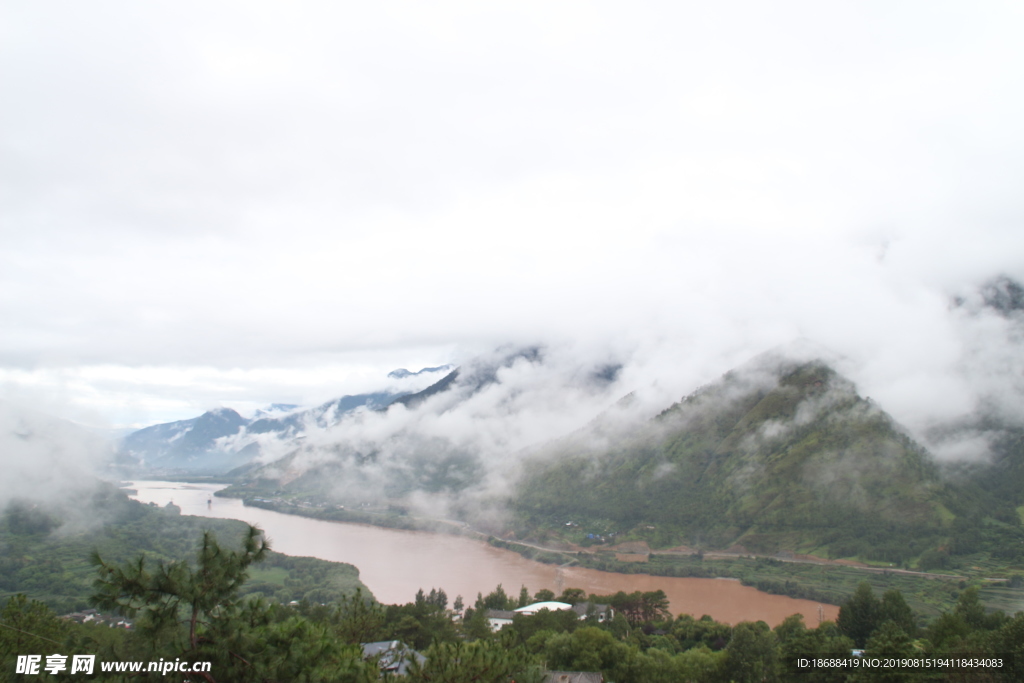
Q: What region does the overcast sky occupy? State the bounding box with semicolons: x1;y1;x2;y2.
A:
2;1;1023;430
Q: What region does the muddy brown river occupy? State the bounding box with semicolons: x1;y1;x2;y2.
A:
128;481;839;627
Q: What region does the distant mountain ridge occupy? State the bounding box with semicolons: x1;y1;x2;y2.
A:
218;347;976;564
115;276;1024;567
206;328;1024;568
387;365;454;379
217;350;545;499
118;365;454;475
120;406;251;473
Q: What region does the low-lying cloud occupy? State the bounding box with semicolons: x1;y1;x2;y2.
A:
1;1;1022;459
0;400;114;512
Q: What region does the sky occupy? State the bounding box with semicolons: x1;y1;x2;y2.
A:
2;1;1023;431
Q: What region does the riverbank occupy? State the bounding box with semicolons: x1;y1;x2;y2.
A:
137;482;834;625
231;495;476;535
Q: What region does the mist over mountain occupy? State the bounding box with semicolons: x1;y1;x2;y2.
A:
7;9;1024;666
211;279;1024;565
917;275;1024;463
219;346;648;520
387;365;455;380
513;351;947;559
957;275;1024;318
221;345;917;534
5;275;1023;567
115;365;459;475
251;403;302;419
0;401;114;511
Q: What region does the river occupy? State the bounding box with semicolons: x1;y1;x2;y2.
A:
127;480;839;627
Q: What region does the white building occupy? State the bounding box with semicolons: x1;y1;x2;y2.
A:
485;601;613;631
513;601;574;616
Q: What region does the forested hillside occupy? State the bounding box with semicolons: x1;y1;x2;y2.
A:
512;357;968;565
0;482;367;613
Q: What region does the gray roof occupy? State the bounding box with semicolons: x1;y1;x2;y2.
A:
361;640;426;676
543;673;604;683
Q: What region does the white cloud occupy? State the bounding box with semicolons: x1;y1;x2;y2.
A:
0;0;1022;433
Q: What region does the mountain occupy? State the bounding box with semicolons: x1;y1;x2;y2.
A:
217;367;482;503
921;274;1024;558
117;364;467;475
503;280;1024;565
388;349;543;410
953;274;1024;318
246;391;401;435
388;369;460;410
217;348;552;502
119;407;252;474
252;403;301;418
203;334;1024;571
118;392;407;475
0;400;116;504
512;353;950;563
0;478;370;612
220;346;953;564
387;365;454;380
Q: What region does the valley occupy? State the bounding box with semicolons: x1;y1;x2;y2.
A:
126;480;840;627
168;346;1024;622
7;309;1024;679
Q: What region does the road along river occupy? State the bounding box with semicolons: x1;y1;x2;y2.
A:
128;481;839;627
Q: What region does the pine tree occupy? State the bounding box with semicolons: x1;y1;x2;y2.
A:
90;525;374;682
332;588;385;644
407;639;523;682
0;595;70;661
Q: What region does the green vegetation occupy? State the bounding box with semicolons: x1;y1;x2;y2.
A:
218;434;484;508
87;525;377;682
514;362;947;558
510;359;1024;582
213;357;1024;627
210;358;1024;627
233;497;425;530
4;516;1024;681
0;482;368;613
489;536;1024;619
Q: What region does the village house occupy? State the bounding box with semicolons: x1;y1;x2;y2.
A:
485;601;614;631
360;640;425;676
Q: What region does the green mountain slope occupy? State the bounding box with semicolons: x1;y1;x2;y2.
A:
0;481;370;612
513;356;949;562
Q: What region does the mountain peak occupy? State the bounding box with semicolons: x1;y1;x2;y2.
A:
252;403;301;419
200;407;245;423
387;365;454;379
951;274;1024;318
515;354;941;559
980;275;1024;316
